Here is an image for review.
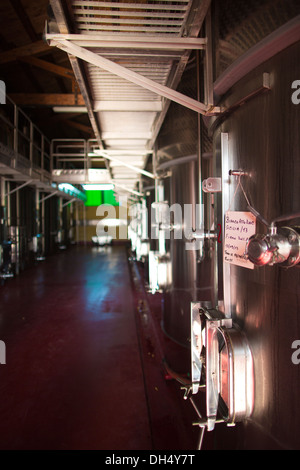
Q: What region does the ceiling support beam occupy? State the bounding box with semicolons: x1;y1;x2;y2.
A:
62;197;77;207
71;1;188;11
9;0;39;43
0;40;50;65
46;38;221;116
94;150;155;180
45;32;207;51
5;179;33;197
64;119;94;135
149;0;213;147
93;101;162;112
39;190;59;203
111;182;143;197
9;93;85;106
20;56;74;81
49;0;105;155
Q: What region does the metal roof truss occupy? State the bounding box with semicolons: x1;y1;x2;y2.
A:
47;0;219;196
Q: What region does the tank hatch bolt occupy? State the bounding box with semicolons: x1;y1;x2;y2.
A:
229;169;248;177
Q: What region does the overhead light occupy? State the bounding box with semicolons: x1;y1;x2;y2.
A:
58;183;75;192
82;184;115;191
97;218;127;227
52;106;88;113
58;183;86;201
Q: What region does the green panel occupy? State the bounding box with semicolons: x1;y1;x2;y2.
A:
103;190;119;206
85;190;103;207
85;190;118;206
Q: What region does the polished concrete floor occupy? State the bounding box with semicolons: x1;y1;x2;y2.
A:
0;245;199;450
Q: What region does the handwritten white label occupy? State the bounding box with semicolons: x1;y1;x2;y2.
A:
224;211;256;269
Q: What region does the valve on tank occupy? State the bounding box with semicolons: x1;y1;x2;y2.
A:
245;207;300;267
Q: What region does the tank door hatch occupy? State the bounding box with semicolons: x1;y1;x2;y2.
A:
189;303;254;440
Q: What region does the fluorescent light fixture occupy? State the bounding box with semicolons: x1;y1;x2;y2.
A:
98;218;127;227
82;184;115;191
58;183;77;192
53;106;88;113
109;161;144;168
57;183;87;202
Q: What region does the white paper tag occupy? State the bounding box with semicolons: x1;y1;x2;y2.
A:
224;211;256;269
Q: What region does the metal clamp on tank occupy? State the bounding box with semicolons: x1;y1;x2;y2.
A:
202;177;222;193
30;234;46;262
148;250;170;294
0;240;15;282
55;230;66;250
245;207;300;267
151;201;178;232
190;302;254;438
187;228;217;242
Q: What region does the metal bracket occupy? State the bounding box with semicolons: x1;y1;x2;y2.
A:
5;179;33;197
202;177;222;193
93;150;155;180
62;197;77;208
39;190;59;203
46;37;221;116
112;182;143;197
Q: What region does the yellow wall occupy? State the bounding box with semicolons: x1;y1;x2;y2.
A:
75;204;128;243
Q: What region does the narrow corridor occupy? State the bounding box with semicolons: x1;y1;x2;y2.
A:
0;245;152;450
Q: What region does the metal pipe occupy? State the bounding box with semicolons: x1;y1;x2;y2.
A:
271;211;300;225
15;186;20;275
94;150;155;179
62;197;78;208
214;15;300;98
39;190;59;203
41;191;45;255
157;154;197;171
189;397;206;450
5;180;33;197
196;50;204;258
0;177;5;207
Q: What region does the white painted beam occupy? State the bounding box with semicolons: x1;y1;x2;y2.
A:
111;182;143;197
45;32;207;50
93;100;162;112
94;150;155;179
47;38;220;115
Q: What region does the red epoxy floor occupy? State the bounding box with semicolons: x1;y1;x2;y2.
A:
0;245;152;450
0;245;200;450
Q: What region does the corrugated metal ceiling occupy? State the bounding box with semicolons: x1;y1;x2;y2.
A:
49;0;208;197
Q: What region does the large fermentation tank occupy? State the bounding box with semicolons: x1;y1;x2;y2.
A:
162;159;214;348
210;38;300;449
151;2;300;448
156;62;214;350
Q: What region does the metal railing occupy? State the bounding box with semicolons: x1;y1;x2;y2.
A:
50;139;87;172
0;95;51;179
50;138;106;173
